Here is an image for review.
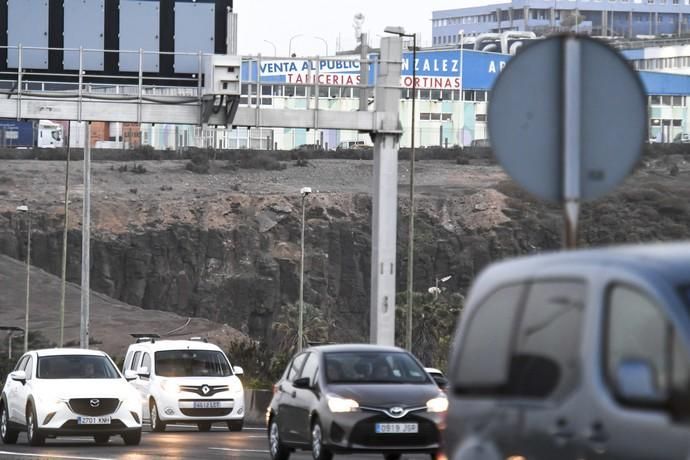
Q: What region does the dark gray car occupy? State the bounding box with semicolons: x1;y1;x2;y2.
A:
267;344;446;460
445;243;690;460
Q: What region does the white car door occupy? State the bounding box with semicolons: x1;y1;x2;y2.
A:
135;352;153;418
7;355;27;423
13;356;33;424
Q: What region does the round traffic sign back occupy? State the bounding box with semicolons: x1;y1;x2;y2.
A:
488;35;646;203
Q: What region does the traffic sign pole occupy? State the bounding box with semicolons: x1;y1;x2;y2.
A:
563;36;582;249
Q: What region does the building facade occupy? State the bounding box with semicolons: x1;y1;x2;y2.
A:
433;0;690;45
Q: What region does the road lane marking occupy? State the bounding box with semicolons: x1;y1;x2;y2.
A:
0;452;114;460
209;447;270;454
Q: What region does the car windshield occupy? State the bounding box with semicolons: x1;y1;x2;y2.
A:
37;355;120;379
324;351;430;384
155;350;232;377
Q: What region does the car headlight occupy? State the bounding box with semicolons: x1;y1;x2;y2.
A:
228;379;243;394
160;380;180;393
326;394;359;413
426;395;448;413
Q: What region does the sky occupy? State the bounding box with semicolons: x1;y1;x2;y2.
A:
235;0;496;56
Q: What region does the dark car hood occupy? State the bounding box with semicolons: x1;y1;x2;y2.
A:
326;383;441;408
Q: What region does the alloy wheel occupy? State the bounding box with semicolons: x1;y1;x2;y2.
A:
1;406;7;438
311;423;322;459
270;421;280;457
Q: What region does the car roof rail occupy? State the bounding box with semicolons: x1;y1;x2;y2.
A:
130;333;161;343
189;336;208;343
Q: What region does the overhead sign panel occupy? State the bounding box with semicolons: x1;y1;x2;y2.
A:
64;0;105;71
119;0;160;72
7;0;49;69
174;1;215;73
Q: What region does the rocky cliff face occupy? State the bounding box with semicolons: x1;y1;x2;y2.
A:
2;157;689;345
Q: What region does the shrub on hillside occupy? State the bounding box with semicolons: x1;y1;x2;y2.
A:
185;149;210;174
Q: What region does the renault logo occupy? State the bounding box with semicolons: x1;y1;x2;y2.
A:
89;399;100;408
201;385;210;395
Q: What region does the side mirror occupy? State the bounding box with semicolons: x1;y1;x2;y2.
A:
137;366;150;379
233;366;244;376
10;370;26;384
293;377;311;389
124;370;138;382
615;359;667;405
432;375;449;390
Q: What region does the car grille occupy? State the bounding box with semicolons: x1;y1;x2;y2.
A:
179;408;232;417
349;414;439;448
68;398;120;416
179;385;229;397
60;420;126;430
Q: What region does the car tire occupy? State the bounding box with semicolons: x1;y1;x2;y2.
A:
26;406;45;447
150;400;166;432
268;418;290;460
197;422;212;432
311;419;333;460
227;420;243;432
94;434;110;445
0;403;19;444
122;429;142;446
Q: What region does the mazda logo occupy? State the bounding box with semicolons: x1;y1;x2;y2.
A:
89;399;100;408
201;385;210;395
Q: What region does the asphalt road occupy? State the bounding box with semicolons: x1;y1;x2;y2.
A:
0;425;437;460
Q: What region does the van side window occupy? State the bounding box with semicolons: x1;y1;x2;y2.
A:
141;353;151;372
606;285;670;402
510;280;585;399
130;351;142;371
287;353;307;382
454;284;525;391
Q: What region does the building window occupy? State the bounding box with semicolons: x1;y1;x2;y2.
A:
476;114;488;122
442;113;453;121
420;113;431;121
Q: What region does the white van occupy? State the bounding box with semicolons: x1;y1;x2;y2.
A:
123;336;244;432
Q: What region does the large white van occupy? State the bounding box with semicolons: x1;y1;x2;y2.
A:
123;336;244;432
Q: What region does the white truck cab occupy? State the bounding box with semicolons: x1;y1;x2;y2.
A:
123;336;244;432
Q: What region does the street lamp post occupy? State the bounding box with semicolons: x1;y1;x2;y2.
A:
289;34;304;57
298;186;312;352
385;26;417;352
264;40;277;57
314;36;329;56
16;205;30;353
459;29;465;148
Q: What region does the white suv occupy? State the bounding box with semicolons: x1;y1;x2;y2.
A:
123;337;245;432
0;348;142;446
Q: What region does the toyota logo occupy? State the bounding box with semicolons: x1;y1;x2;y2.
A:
89;399;100;408
201;385;210;395
389;406;404;418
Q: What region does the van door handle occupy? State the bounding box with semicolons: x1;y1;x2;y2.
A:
587;421;609;449
291;391;297;398
551;418;574;446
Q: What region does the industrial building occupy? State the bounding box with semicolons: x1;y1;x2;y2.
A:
432;0;690;43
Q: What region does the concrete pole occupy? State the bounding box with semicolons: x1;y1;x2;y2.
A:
80;122;91;349
370;36;402;346
59;123;71;347
405;34;417;352
24;211;31;353
298;193;306;352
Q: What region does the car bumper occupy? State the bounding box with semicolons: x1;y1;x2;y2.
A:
155;391;245;422
36;400;142;432
323;410;442;453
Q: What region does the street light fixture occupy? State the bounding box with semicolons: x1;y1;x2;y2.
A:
264;40;277;57
16;205;30;353
314;36;329;56
428;275;453;300
289;34;304;57
385;26;417;353
0;326;24;360
298;186;312;352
